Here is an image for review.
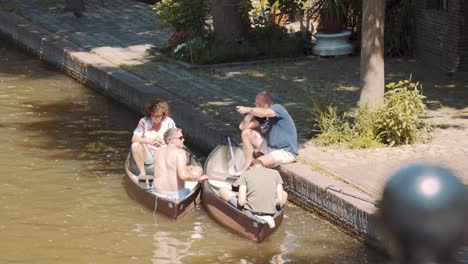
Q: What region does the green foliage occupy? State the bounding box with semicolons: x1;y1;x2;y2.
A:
273;0;307;17
313;105;352;146
314;103;382;148
345;104;383;148
385;0;415;56
153;0;209;36
168;25;305;64
251;0;307;27
314;79;431;148
239;0;254;19
373;80;428;146
154;0;308;64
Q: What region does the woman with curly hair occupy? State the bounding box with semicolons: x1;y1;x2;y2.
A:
131;99;176;176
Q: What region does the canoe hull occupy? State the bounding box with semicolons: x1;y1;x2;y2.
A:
125;152;201;220
202;180;284;243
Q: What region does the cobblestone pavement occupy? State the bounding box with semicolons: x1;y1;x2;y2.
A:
11;0;468;198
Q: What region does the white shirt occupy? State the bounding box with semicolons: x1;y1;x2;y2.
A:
133;116;176;151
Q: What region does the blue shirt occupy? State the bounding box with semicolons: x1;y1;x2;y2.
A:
255;104;298;155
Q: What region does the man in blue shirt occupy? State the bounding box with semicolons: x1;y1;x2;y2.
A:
234;91;298;175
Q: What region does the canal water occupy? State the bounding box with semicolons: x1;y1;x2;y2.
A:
0;38;386;264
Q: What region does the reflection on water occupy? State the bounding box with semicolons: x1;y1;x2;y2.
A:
0;38;386;263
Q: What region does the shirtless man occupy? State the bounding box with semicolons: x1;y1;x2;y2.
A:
234;91;298;175
153;128;208;200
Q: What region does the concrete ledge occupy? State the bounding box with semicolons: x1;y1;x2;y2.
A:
279;162;386;252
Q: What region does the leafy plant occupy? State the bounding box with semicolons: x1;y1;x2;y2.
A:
239;0;254;19
314;104;351;146
166;24;305;64
271;0;307;23
345;103;382;148
153;0;210;36
250;0;307;27
154;0;308;64
314;79;431;148
314;103;382;148
373;80;427;146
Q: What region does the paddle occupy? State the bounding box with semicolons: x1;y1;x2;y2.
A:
208;170;238;183
226;136;238;173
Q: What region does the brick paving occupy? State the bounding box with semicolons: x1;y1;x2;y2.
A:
9;0;468;199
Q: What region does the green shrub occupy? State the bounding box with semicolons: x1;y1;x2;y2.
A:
314;105;350;146
167;25;305;64
314;79;430;148
314;103;382;148
154;0;307;64
373;80;428;146
153;0;209;36
345;104;383;148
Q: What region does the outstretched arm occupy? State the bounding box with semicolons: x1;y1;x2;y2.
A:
176;151;208;181
236;106;277;118
237;106;276;131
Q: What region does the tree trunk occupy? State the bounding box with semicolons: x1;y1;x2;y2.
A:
210;0;250;41
359;0;386;110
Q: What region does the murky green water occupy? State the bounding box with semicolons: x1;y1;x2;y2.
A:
0;39;385;263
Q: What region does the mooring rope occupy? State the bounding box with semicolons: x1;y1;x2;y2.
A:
153;195;158;215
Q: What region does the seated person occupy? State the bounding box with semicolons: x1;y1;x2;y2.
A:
234;91;298;175
219;161;288;220
153;128;208;200
131;99;176;177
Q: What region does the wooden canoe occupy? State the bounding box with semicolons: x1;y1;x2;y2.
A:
202;144;284;242
124;148;202;220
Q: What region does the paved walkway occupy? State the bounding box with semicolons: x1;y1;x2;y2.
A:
7;0;468;199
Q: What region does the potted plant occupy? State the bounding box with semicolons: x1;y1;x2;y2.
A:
308;0;353;56
309;0;348;33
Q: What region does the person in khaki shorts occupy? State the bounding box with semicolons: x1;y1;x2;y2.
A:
219;163;288;225
234;91;298;176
